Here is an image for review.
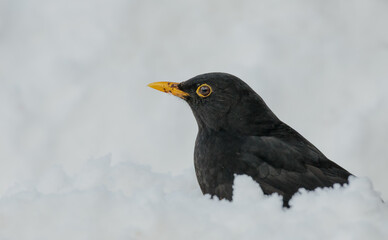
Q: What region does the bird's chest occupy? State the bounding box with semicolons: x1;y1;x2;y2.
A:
194;131;240;198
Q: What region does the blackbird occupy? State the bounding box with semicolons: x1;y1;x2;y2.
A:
148;72;352;207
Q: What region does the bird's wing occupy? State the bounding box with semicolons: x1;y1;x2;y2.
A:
238;136;351;202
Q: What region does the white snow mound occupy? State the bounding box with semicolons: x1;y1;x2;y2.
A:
0;155;386;240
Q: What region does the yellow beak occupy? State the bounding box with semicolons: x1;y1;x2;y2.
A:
147;82;189;99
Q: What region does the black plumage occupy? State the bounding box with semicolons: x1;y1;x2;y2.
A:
149;72;352;207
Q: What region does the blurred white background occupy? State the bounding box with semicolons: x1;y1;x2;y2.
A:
0;0;387;200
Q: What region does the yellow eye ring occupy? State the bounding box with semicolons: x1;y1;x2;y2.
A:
196;84;213;98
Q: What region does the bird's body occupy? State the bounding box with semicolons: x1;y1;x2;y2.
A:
149;73;352;207
194;122;351;206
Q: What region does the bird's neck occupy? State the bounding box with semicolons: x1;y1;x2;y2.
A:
224;97;281;136
192;93;281;136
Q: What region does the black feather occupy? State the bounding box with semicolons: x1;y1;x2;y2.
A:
178;72;352;207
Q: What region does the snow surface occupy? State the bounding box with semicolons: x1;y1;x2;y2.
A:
1;155;387;240
1;0;388;239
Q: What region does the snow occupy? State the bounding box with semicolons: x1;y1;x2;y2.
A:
1;0;388;239
1;155;387;240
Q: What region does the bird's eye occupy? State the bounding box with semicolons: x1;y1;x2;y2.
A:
196;84;212;98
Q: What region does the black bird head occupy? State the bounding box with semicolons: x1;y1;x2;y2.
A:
148;72;279;135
